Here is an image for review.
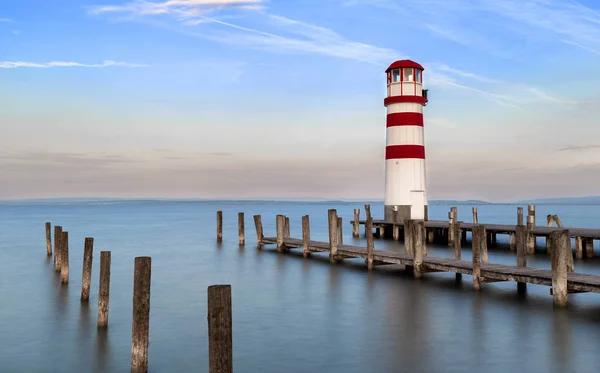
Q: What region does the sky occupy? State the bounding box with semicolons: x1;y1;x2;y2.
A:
1;0;600;202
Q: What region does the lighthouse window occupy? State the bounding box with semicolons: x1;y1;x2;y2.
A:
392;69;401;83
403;68;414;82
415;69;422;83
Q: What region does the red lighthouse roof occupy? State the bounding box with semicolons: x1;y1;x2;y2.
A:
385;59;424;73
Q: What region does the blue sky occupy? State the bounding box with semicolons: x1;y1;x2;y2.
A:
1;0;600;202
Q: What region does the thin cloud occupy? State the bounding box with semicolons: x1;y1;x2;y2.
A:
559;145;600;152
0;60;148;69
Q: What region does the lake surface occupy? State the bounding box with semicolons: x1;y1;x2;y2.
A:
1;200;600;372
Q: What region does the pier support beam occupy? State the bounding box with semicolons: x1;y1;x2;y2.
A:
328;209;339;263
216;211;223;242
302;215;310;258
352;208;360;237
238;212;245;246
516;225;527;292
413;221;425;279
472;225;483;291
550;230;569;307
366;217;374;270
253;215;263;247
45;222;52;256
276;215;285;252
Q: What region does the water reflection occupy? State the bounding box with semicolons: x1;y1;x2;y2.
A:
93;328;112;373
552;309;572;372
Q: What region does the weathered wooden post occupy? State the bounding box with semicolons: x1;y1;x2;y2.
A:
472;207;478;224
352;208;360;237
517;207;523;226
366;217;374;270
546;214;554;227
392;210;400;240
516;224;527;292
328;209;339;263
276;215;285;252
472;225;482;291
553;215;564;228
98;251;111;328
550;230;569;307
454;221;462;280
448;207;456;247
509;232;516;251
238;212;245;246
480;226;488;264
337;217;343;245
207;284;232;373
216;211;223;242
61;231;69;284
413;220;425;279
585;238;594;258
131;256;152;373
253;215;263;247
284;216;291;238
364;204;371;236
575;236;583;259
81;237;94;302
404;219;413;255
527;205;536;254
54;225;62;272
45;222;52;256
302;215;310;258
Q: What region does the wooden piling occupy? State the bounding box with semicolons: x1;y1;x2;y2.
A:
98;251;111;328
238;212;245;245
365;204;371;219
509;233;516;251
550;230;569;307
302;215;310;258
81;237;94;302
448;207;456;247
328;209;338;263
413;220;425;279
481;226;488;264
516;225;527;292
404;219;413;255
284;217;291;238
547;214;554;227
61;231;69;284
276;215;285;252
553;214;564;228
54;225;62;272
253;215;263;246
472;207;478;224
45;222;52;256
527;215;535;254
352;208;360;237
216;211;223;242
575;236;583;259
366;217;374;270
207;284;233;373
454;221;462;260
131;257;152;373
472;225;482;291
337;217;343;245
454;221;462;280
517;207;523;226
585;238;594;258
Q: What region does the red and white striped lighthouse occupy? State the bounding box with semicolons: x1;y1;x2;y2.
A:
384;60;428;222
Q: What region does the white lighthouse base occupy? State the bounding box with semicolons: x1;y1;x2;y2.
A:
384;205;428;223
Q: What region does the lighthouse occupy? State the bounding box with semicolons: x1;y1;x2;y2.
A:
383;60;428;222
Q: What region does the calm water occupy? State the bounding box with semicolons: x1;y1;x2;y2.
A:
2;200;600;372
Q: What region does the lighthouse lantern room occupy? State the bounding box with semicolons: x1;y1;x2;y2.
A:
383;60;428;223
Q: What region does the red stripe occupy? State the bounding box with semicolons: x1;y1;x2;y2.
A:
386;112;423;127
386;145;425;159
384;96;427;106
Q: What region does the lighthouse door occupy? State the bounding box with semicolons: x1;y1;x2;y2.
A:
410;190;426;220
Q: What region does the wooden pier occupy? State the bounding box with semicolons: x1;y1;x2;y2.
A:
351;204;600;259
221;208;600;308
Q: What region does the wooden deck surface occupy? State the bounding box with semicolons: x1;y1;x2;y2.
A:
261;237;600;293
356;219;600;238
